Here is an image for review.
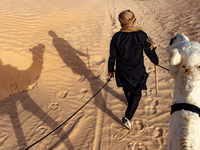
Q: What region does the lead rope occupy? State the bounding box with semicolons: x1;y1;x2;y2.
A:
24;53;169;150
24;77;112;150
157;64;169;72
25;64;169;149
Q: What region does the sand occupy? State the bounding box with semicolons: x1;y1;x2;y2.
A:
0;0;200;149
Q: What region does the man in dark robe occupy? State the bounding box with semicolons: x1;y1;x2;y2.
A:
108;10;159;129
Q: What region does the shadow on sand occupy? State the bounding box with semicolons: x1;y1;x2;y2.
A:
0;31;126;150
0;44;74;150
48;30;125;125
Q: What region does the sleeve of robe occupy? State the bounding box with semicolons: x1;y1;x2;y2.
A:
108;34;117;73
138;31;159;65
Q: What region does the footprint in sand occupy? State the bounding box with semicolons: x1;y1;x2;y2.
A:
132;120;146;133
61;112;84;137
78;88;88;100
145;106;157;114
94;71;100;77
146;99;158;106
148;126;163;138
56;89;69;99
35;126;48;135
126;142;148;150
142;89;152;97
148;126;164;147
145;99;158;114
47;112;84;149
115;127;130;141
76;75;86;82
58;121;75;138
146;66;153;74
49;102;59;111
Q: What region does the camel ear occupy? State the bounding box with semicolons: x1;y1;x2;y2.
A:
170;49;182;66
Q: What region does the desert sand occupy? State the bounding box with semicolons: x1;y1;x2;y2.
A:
0;0;200;150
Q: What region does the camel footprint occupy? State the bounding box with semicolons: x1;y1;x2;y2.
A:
132;120;146;133
126;142;148;150
145;99;158;114
78;88;88;100
76;75;85;82
49;102;59;111
148;126;164;147
35;126;48;135
146;66;153;74
142;89;152;97
55;89;69;99
148;126;163;138
59;111;84;137
47;112;84;149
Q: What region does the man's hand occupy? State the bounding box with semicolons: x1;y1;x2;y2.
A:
108;72;114;78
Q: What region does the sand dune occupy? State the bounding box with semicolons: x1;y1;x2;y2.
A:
0;0;200;149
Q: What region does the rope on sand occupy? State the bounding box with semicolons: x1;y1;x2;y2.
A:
24;64;169;149
24;77;112;150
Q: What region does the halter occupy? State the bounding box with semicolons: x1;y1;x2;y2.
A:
171;103;200;117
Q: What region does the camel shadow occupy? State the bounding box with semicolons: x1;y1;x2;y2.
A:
0;44;74;150
48;30;125;126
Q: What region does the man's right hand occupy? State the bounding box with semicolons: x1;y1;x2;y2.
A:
108;72;114;78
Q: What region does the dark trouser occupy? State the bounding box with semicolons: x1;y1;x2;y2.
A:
123;88;142;120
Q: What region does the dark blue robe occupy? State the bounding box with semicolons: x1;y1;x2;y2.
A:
108;30;159;91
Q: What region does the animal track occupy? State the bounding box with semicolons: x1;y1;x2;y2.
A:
142;89;152;97
145;99;158;114
148;126;164;147
35;126;48;135
126;142;148;150
56;89;69;99
76;75;85;82
145;106;157;114
146;66;153;74
47;112;84;149
146;99;158;106
48;103;59;111
78;88;88;100
123;123;164;150
132;120;146;132
148;126;163;138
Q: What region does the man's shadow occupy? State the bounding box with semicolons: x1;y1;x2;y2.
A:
48;31;125;126
0;44;74;150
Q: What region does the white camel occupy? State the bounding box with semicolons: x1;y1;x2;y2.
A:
168;33;200;150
